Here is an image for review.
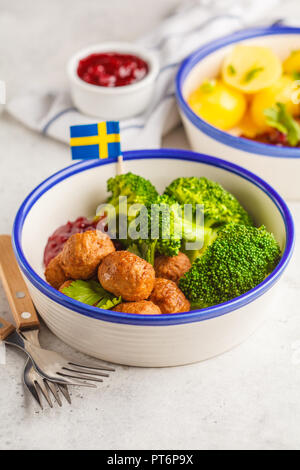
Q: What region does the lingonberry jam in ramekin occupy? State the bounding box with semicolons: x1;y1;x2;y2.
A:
77;52;149;87
68;43;159;118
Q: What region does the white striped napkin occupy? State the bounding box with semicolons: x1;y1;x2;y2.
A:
7;0;281;150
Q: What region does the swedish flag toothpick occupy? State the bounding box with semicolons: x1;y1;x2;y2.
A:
70;121;121;160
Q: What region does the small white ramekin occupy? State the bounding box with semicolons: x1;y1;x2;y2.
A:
13;149;294;367
67;42;159;120
176;26;300;201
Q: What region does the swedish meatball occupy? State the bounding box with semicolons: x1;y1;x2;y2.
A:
59;280;73;293
149;278;190;314
154;252;191;284
60;230;115;280
113;300;161;315
98;251;155;301
45;253;68;289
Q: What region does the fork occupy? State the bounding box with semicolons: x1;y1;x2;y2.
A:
0;235;114;405
23;329;71;409
3;327;114;386
0;235;71;408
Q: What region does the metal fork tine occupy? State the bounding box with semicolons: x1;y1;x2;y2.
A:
59;371;104;383
69;362;115;372
35;380;53;408
63;366;109;378
58;383;72;404
46;381;62;407
56;374;97;388
25;381;43;410
23;348;70;408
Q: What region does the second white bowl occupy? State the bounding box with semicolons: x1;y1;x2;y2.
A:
176;26;300;201
67;42;159;120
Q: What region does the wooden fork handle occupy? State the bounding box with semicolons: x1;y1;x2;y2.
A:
0;235;40;330
0;316;15;340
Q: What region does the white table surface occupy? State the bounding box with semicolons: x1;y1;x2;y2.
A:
0;0;300;451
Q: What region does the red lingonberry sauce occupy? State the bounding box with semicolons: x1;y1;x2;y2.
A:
77;52;149;87
242;129;289;146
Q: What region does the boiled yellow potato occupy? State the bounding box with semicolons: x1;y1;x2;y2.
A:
236;110;262;138
283;49;300;75
222;45;282;94
187;79;246;130
251;75;300;130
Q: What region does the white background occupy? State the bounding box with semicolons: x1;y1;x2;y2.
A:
0;0;300;450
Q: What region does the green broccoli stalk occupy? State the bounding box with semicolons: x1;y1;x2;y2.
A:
127;239;158;266
150;194;182;257
164;176;253;262
181;225;219;263
179;224;281;308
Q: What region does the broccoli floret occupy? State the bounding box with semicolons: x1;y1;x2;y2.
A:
106;172;159;224
125;194;182;261
145;193;212;259
179;224;281;308
102;172;159;243
165;176;253;262
128;194;201;260
164;177;253;228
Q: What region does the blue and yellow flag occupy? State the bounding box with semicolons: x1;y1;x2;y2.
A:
70;121;121;160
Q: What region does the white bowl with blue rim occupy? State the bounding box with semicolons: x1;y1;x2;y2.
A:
176;26;300;201
67;42;159;120
13;149;294;367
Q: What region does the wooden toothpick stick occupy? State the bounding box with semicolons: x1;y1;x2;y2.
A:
117;154;124;175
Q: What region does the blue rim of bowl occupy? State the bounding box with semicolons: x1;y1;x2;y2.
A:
176;25;300;158
13;149;294;326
